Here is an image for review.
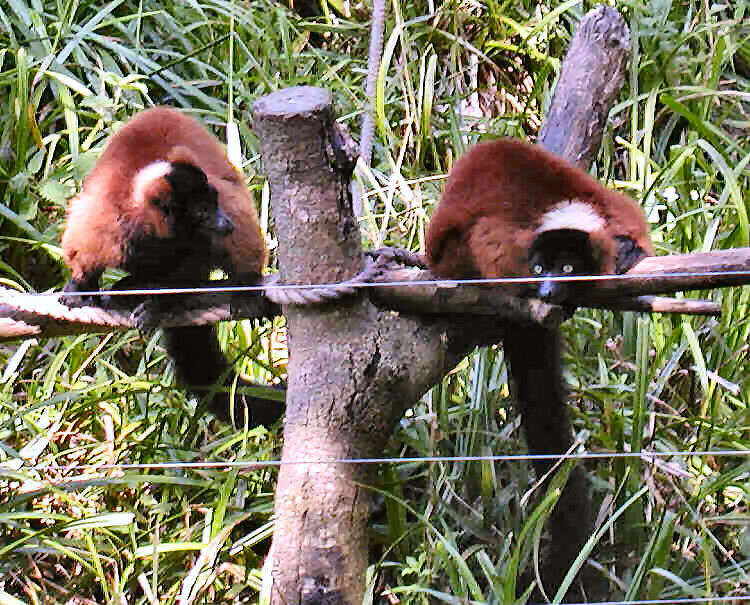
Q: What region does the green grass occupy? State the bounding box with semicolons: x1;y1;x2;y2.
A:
0;0;749;602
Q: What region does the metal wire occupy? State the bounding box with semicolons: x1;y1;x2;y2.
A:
12;448;750;473
49;268;750;298
558;598;750;605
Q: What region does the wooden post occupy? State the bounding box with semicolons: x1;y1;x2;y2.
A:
253;87;485;605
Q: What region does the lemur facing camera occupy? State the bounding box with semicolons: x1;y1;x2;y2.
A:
426;138;652;597
426;139;652;302
62;106;282;427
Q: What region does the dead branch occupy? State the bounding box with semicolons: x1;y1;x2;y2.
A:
538;3;631;164
583;248;750;296
1;242;739;342
584;295;720;315
0;283;279;342
366;262;728;317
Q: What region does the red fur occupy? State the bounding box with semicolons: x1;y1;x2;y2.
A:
424;139;654;597
62;106;267;282
60;107;280;427
426;139;653;283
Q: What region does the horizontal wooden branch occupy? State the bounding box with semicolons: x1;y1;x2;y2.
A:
367;269;567;321
367;266;723;317
582;295;720;315
365;247;750;316
1;246;745;341
0;285;280;342
579;248;750;297
366;246;750;315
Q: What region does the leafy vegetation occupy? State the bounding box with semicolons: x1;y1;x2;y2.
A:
0;0;748;602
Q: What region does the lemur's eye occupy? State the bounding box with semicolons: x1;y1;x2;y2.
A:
562;263;574;274
533;264;543;275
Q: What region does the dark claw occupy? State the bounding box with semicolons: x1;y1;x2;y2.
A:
61;274;103;308
614;235;649;274
130;300;163;330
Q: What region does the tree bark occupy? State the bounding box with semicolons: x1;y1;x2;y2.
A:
538;5;631;165
253;87;488;605
254;4;635;602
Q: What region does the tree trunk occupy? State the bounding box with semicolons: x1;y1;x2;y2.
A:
253;5;632;602
254;87;489;605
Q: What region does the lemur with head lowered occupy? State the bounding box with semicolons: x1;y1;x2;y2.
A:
425;138;652;597
427;138;652;302
62;106;282;427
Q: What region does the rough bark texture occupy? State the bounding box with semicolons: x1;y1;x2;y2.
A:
254;87;491;605
538;5;631;165
254;5;636;603
369;268;565;322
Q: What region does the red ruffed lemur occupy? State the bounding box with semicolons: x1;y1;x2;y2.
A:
425;138;652;597
62;106;283;427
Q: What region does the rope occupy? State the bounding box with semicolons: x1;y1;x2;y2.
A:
263;254;390;305
352;0;386;217
359;0;386;170
0;286;234;328
0;287;131;327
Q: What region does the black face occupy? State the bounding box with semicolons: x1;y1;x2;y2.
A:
527;229;597;304
162;162;233;237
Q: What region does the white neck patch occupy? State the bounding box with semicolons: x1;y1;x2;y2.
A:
132;161;171;204
536;200;605;234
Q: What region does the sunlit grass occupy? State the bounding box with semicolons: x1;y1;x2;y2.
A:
0;0;748;601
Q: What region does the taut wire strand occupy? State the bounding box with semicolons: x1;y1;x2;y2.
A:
45;268;750;298
11;448;750;473
556;598;750;605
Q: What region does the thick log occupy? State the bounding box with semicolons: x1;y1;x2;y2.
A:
253;87;485;605
538;5;631;166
